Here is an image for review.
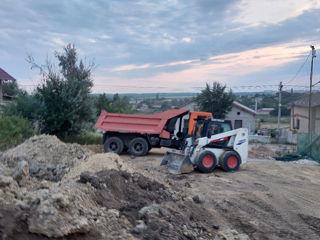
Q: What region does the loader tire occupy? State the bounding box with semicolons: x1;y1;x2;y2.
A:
129;137;149;156
104;137;124;154
197;151;217;173
219;151;241;172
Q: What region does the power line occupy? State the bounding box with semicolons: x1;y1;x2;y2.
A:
285;51;311;85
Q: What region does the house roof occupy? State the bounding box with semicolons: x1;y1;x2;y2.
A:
232;101;256;115
0;68;16;81
180;100;256;115
292;92;320;108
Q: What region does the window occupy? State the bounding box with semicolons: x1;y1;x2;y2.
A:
234;120;243;129
237;112;241;115
296;119;300;130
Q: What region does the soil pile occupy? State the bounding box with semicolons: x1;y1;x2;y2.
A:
64;153;132;181
78;169;219;239
0;136;221;239
0;135;93;182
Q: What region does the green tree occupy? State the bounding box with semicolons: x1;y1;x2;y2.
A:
94;93;111;116
94;93;132;115
1;92;43;122
196;82;235;118
2;81;22;96
29;44;94;137
0;115;35;151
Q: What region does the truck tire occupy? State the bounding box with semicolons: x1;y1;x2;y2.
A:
104;137;124;154
129;137;149;156
197;151;217;173
219;151;241;172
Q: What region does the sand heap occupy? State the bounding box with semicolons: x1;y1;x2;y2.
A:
0;135;219;240
0;135;93;182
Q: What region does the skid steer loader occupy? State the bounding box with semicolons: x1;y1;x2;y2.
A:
161;118;248;174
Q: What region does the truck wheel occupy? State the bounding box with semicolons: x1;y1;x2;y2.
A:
129;137;148;156
219;151;241;172
104;137;124;154
197;151;217;173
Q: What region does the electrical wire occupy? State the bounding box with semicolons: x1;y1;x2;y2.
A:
285;51;311;85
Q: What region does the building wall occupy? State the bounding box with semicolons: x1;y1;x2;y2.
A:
181;101;256;134
290;106;320;134
225;105;256;134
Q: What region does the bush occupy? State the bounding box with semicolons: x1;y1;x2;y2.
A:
0;115;35;151
61;132;102;145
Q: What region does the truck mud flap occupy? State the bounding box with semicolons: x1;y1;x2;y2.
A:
160;151;194;174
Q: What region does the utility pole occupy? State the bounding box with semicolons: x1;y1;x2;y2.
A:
277;81;283;133
308;45;316;141
254;98;258;112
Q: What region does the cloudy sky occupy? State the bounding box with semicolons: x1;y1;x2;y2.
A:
1;0;320;93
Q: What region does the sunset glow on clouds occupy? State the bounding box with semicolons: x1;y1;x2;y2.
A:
1;0;320;93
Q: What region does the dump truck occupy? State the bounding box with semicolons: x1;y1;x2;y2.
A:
161;117;248;174
95;109;231;156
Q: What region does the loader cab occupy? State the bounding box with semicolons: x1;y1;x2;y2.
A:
194;118;232;138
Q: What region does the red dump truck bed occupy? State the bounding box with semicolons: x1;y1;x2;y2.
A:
95;109;189;137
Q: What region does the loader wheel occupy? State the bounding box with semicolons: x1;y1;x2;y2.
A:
104;137;124;154
197;151;217;173
220;151;241;172
129;137;148;156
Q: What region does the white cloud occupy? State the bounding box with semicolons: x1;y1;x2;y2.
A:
182;37;191;43
234;0;320;25
100;34;111;39
51;37;66;47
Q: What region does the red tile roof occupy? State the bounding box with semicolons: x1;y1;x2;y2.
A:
0;68;16;81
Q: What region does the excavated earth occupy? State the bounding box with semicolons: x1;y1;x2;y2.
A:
0;136;319;239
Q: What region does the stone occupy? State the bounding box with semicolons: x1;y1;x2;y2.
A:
28;192;90;238
138;203;160;218
192;195;202;204
11;160;29;185
0;175;15;188
214;229;250;240
132;220;147;234
107;209;120;218
213;224;220;230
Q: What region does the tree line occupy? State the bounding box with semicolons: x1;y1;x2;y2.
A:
1;44;132;142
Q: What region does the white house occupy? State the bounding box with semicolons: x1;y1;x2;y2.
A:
181;101;256;134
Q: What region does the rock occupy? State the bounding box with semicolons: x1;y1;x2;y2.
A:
39;180;52;189
214;229;250;240
79;171;101;188
138;203;160;218
107;209;120;218
0;175;15;188
213;224;220;230
11;160;29;185
28;191;90;238
185;182;192;188
132;220;147;234
192;195;202;204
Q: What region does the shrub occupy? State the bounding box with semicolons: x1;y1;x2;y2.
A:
0;115;35;151
61;131;102;145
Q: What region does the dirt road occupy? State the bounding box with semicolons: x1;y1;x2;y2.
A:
117;148;320;240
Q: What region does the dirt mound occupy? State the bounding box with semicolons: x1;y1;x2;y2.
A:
0;135;93;182
79;169;218;239
64;153;133;181
79;170;170;223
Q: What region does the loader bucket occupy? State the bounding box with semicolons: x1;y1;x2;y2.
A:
160;151;194;174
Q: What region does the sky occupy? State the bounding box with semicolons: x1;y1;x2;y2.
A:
1;0;320;93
